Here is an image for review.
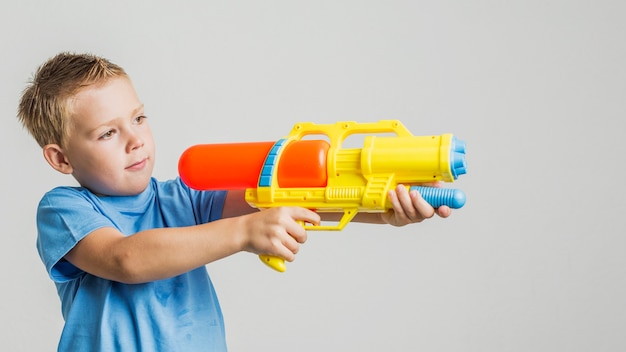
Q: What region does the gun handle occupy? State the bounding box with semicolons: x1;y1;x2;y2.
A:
259;254;286;272
258;220;306;272
410;186;466;209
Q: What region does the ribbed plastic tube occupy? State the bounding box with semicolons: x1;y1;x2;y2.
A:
410;186;466;209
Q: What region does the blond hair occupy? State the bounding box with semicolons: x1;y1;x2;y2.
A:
17;52;127;148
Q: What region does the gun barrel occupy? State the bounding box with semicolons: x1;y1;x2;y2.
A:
361;134;467;183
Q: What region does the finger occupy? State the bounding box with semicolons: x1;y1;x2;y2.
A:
395;185;420;221
294;207;321;227
411;188;436;220
387;186;401;210
283;233;302;255
436;205;452;218
281;223;306;262
269;237;296;262
285;219;308;244
386;186;412;224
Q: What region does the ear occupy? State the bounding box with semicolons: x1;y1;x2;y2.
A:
43;144;73;174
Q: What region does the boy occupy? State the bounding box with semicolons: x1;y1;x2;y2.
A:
17;52;451;351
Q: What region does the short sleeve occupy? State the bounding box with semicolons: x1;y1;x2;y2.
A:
36;187;114;282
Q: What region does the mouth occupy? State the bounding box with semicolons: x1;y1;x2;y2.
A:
126;158;148;171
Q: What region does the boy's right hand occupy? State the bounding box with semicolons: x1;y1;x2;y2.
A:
239;207;320;263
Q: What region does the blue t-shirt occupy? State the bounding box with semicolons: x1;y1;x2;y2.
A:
36;177;228;351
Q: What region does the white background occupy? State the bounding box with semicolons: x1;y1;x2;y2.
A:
2;1;625;351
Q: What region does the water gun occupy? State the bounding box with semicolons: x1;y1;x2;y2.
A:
178;120;467;272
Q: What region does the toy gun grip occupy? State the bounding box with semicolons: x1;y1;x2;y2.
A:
258;254;287;272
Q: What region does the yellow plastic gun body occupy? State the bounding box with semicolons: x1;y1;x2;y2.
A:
178;120;467;272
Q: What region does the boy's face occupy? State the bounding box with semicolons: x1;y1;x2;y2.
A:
60;76;155;196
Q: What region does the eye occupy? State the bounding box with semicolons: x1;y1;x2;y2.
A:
99;130;115;140
134;115;147;124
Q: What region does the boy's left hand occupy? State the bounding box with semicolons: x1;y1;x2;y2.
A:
382;184;451;226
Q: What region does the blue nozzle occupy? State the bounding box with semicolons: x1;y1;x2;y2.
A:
450;137;467;180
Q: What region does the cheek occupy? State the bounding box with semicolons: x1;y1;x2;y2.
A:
80;156;114;178
143;132;156;153
77;145;121;171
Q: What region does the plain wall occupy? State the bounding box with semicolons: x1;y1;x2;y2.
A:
2;1;625;351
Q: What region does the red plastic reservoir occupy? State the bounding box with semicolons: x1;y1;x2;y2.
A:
277;140;329;188
178;140;330;190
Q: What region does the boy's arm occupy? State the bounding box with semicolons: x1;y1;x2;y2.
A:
221;190;258;218
64;194;319;284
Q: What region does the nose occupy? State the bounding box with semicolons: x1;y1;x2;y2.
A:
126;131;144;153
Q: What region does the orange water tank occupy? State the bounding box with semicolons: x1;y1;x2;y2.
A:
178;140;330;190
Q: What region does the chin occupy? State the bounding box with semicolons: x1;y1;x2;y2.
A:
127;179;152;195
89;178;152;197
